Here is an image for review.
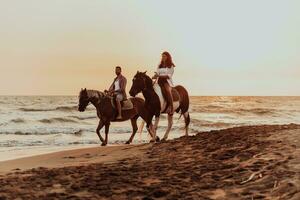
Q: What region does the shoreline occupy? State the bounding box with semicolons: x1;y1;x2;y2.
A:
0;123;299;199
0;142;146;162
0;143;150;175
0;144;100;162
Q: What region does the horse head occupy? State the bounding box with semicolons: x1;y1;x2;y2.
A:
129;71;149;97
78;88;90;112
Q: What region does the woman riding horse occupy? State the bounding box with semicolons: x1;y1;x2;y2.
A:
152;51;175;115
129;71;190;141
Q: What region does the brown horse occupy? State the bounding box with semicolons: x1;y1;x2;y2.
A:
129;71;190;141
78;88;156;146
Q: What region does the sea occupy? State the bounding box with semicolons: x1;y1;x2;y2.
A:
0;96;299;161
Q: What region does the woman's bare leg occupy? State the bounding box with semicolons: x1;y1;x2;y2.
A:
164;83;174;115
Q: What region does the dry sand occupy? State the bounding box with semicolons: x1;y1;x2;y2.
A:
0;124;299;199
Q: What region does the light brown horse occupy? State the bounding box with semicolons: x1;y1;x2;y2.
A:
129;71;190;141
78;88;156;146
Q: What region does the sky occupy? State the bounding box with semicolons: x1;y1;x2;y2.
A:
0;0;299;96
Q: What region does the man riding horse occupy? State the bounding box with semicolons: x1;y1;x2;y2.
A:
106;66;127;119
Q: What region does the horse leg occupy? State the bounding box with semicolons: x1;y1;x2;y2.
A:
149;123;156;142
153;116;160;135
183;112;190;136
96;120;105;143
147;123;154;142
162;114;173;141
152;116;160;142
138;120;145;140
126;116;139;144
102;123;110;146
146;121;157;143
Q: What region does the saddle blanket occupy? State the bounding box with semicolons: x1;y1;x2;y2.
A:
111;98;133;110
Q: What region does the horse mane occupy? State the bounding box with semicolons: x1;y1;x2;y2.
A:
86;89;104;99
138;72;153;89
79;89;105;101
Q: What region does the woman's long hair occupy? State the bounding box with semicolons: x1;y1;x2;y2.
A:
159;51;176;68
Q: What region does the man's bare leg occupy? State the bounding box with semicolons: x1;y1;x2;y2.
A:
116;99;122;119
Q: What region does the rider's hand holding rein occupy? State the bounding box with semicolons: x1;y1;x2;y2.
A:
104;90;113;96
152;72;159;79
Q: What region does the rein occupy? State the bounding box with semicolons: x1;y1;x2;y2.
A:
142;76;147;92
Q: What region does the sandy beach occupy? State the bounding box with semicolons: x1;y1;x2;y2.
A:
0;123;299;199
2;1;300;199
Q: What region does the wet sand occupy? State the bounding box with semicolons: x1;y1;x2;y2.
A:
0;144;150;175
0;124;299;199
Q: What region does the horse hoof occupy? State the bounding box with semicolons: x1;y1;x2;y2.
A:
161;138;167;142
125;141;131;145
155;136;160;142
101;142;107;146
150;139;155;143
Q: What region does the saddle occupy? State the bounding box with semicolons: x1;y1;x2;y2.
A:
110;97;133;110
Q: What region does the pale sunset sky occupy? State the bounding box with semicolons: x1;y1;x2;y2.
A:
0;0;299;96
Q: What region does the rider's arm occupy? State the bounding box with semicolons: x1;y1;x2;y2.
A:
108;83;114;92
120;77;127;93
108;78;116;93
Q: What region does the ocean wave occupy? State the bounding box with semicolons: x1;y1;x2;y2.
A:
0;140;45;147
68;141;99;145
18;105;77;112
10;118;26;123
55;106;78;111
69;115;97;120
191;118;237;128
19;108;54;112
0;129;85;136
73;129;83;136
196;106;277;116
205;105;224;109
241;108;276;115
38;117;78;124
0;122;8;126
19;105;93;112
0;131;43;135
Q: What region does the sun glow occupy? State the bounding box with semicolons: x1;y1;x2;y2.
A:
0;0;299;95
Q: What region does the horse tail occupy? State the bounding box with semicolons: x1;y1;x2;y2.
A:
174;85;189;114
184;112;190;129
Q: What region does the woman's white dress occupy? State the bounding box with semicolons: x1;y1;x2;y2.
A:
156;67;174;87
